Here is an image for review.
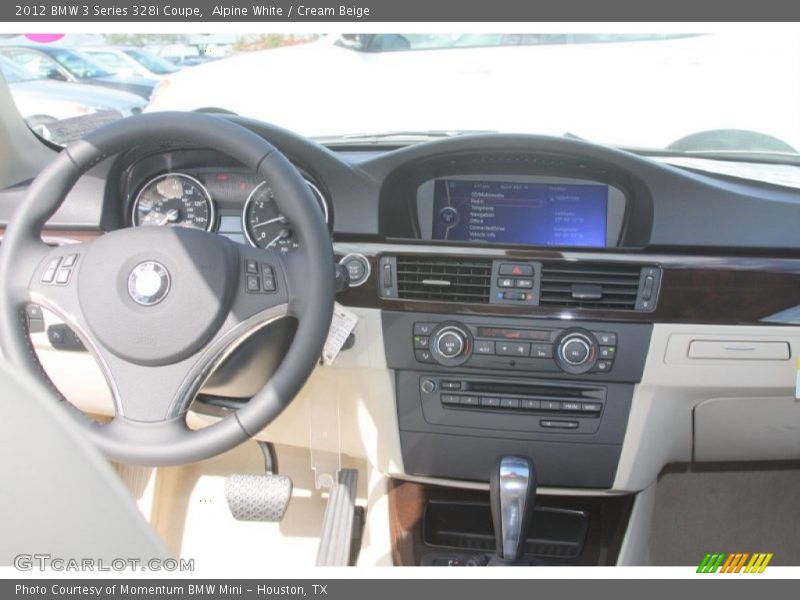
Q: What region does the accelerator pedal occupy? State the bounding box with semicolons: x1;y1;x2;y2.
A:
316;468;360;566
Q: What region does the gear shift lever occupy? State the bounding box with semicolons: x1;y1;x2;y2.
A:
490;456;536;563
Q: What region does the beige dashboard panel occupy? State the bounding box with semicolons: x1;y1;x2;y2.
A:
694;396;800;461
614;324;800;492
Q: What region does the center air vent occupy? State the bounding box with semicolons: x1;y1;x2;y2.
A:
395;256;492;303
539;262;654;310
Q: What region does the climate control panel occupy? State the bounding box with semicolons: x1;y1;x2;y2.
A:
413;321;617;375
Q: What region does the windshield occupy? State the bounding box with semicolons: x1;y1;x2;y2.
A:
336;33;697;52
47;48;114;78
0;56;40;83
4;32;800;161
123;48;179;74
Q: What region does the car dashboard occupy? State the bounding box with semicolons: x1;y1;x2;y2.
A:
2;116;800;496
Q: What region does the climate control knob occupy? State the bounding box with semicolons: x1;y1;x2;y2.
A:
430;323;472;366
554;329;598;374
436;330;465;358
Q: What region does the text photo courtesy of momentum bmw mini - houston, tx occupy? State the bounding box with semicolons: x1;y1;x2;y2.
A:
1;1;800;595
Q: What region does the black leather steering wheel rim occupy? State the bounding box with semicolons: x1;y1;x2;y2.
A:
0;112;335;465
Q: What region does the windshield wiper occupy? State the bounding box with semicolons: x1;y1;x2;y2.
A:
315;129;498;145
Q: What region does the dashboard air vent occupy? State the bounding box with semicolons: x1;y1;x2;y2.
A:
539;262;645;310
396;256;492;303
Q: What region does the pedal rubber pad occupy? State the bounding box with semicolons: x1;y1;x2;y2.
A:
225;474;292;522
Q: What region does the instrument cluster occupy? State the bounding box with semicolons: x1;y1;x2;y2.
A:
130;168;330;252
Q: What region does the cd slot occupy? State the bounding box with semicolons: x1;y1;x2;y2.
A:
433;376;607;423
464;381;602;400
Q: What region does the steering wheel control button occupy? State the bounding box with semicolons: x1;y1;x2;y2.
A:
61;254;78;268
339;254;370;287
127;261;171;306
243;261;278;293
41;257;62;283
261;265;276;292
54;268;72;284
246;275;260;293
25;303;44;334
47;324;85;351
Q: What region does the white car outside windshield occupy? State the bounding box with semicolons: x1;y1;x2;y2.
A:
144;32;800;155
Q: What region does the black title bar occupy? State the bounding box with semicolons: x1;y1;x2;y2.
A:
4;0;800;22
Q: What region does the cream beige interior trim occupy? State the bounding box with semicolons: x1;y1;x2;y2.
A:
31;311;800;498
613;323;800;491
615;484;656;566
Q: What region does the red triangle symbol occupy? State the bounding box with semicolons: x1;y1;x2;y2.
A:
511;266;522;275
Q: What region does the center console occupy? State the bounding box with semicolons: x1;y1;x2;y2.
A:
383;311;652;489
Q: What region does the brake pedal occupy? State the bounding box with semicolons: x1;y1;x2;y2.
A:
225;473;292;522
225;442;292;522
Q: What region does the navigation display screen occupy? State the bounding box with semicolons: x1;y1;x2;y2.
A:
431;179;609;247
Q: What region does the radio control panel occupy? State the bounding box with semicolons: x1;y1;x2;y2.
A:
419;375;607;433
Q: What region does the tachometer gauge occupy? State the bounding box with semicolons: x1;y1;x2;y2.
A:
132;173;215;231
243;180;328;251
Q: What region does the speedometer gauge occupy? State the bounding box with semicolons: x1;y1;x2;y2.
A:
132;173;215;231
243;180;328;251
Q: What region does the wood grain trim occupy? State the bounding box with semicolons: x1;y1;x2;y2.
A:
335;241;800;325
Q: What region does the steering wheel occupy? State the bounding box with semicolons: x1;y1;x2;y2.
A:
0;113;335;465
